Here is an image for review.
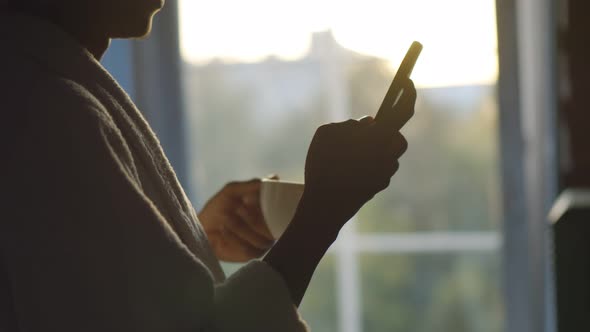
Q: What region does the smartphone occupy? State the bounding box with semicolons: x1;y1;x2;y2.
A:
375;41;422;127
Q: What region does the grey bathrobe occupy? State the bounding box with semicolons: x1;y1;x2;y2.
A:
0;13;307;332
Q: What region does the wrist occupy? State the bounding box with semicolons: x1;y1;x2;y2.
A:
264;196;338;306
292;192;341;243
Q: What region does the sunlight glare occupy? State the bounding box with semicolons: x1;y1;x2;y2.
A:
178;0;498;87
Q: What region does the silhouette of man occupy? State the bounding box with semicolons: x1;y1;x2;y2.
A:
0;1;415;331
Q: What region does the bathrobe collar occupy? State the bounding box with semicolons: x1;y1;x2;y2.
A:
0;12;138;123
0;12;227;281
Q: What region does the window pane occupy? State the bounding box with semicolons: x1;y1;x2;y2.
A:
181;60;322;202
178;0;503;331
222;257;339;331
355;83;500;233
222;257;338;330
299;255;339;331
182;56;500;233
360;253;503;332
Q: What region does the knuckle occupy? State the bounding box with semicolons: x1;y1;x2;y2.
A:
392;161;400;173
405;79;416;93
317;124;330;133
398;134;408;152
238;206;254;220
383;178;391;188
225;181;238;190
386;160;400;174
376;178;390;192
358;115;374;123
227;218;243;231
342;119;361;129
402;82;417;101
408;90;417;103
317;123;338;135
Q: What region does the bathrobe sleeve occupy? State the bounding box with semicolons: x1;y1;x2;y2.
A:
1;78;308;332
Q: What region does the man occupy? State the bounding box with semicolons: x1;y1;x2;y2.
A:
0;0;415;331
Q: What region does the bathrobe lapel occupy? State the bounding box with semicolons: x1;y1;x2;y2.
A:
0;14;225;281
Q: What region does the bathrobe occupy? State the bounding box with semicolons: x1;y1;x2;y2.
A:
0;13;308;332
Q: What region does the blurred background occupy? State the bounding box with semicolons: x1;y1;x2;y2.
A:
102;0;589;331
179;1;502;332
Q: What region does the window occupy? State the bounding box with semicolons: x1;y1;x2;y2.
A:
177;1;503;331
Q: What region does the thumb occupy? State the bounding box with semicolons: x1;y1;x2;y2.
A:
358;115;375;126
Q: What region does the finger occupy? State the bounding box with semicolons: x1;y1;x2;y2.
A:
374;152;400;176
226;211;274;249
377;76;413;115
220;228;268;261
242;193;260;207
236;205;274;240
388;160;400;177
378;177;392;192
391;132;408;158
224;179;261;197
357;115;375;126
341;119;359;129
374;177;392;193
377;78;416;132
391;79;417;126
365;168;393;195
404;78;417;102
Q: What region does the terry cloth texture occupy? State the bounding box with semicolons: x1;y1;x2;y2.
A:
0;13;308;332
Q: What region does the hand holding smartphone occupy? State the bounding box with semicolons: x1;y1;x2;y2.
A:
375;41;422;131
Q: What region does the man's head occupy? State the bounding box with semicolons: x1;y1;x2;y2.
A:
63;0;165;39
3;0;165;39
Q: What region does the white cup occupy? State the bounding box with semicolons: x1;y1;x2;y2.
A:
260;179;305;239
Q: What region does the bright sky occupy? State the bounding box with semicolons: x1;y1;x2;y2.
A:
178;0;498;87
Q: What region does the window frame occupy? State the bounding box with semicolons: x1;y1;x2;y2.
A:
496;0;559;331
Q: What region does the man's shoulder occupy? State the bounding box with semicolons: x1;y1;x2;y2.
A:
31;75;105;116
0;54;116;153
0;50;105;116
